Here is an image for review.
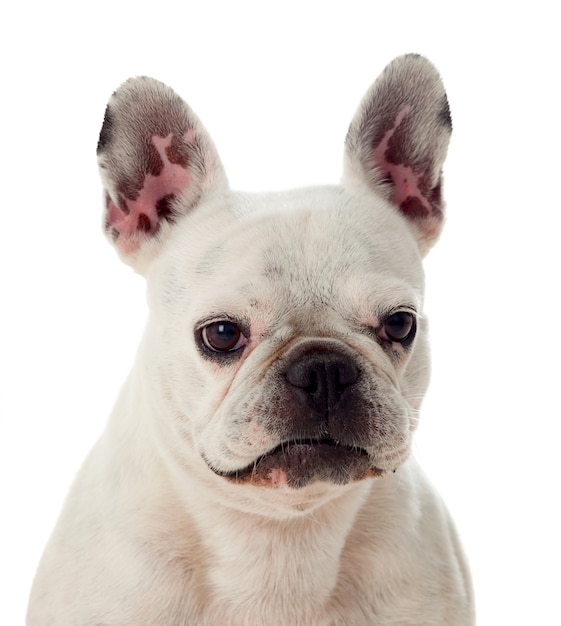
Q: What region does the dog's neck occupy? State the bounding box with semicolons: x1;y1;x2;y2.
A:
189;480;374;618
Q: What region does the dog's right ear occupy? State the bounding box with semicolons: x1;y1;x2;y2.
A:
97;77;228;272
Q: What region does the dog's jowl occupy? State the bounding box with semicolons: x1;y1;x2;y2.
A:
27;55;474;625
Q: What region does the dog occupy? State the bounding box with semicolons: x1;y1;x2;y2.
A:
27;54;474;625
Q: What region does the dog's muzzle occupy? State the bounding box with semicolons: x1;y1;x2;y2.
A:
208;348;388;489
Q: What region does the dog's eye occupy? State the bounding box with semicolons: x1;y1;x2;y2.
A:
201;321;247;353
382;312;416;345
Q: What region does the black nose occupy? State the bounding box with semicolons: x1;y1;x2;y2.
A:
285;350;359;414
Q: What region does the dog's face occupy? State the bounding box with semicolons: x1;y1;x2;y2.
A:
97;55;451;510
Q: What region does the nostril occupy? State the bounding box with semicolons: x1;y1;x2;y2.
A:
286;360;321;393
333;360;359;390
305;371;319;394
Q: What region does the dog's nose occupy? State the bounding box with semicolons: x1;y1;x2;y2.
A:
285;350;359;414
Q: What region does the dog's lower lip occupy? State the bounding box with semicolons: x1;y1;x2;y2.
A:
231;438;364;473
270;437;349;454
213;438;380;487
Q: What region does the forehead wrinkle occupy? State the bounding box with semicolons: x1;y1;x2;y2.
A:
195;243;225;276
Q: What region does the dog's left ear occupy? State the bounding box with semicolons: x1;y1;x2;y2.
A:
343;54;452;254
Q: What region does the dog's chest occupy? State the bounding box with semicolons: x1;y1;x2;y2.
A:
167;489;428;626
170;535;436;626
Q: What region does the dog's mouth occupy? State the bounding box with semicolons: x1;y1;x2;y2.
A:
210;438;384;489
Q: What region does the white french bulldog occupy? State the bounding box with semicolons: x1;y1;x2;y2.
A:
27;54;474;625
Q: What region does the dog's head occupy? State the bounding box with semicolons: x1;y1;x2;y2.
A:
97;55;451;509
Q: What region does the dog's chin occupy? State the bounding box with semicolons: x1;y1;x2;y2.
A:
209;439;386;489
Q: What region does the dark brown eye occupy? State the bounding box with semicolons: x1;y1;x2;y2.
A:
201;321;246;353
384;312;416;344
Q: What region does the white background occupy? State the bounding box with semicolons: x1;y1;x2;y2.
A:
1;1;559;624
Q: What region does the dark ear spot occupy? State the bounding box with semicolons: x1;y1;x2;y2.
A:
438;94;453;130
97;77;228;268
344;54;452;251
97;106;114;152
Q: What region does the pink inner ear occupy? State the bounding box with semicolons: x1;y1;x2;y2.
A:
106;133;193;254
371;107;433;219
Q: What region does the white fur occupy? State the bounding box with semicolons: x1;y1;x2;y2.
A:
28;56;474;625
